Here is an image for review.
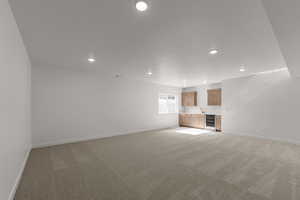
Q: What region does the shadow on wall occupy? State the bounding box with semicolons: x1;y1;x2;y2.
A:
222;70;300;143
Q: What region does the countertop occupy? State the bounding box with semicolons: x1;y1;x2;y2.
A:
180;112;222;116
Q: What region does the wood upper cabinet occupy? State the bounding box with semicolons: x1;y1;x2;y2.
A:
182;92;197;106
207;88;222;106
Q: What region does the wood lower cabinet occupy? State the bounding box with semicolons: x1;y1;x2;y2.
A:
180;114;222;131
182;92;197;106
179;114;205;129
216;115;222;131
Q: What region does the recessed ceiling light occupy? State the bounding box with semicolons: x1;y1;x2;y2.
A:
209;49;218;55
240;66;246;72
136;1;148;12
147;71;152;76
88;58;95;63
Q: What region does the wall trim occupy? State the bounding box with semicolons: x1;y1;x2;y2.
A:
225;131;300;145
8;148;31;200
33;126;178;149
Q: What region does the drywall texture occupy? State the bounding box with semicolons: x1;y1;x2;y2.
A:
0;0;31;199
222;70;300;143
32;66;180;147
182;83;222;115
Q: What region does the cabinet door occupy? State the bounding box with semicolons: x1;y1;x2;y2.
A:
189;115;198;128
179;114;190;127
216;115;222;131
199;115;205;129
207;89;221;106
182;92;197;106
186;115;193;126
190;114;205;129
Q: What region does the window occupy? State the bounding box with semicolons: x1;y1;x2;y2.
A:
159;94;178;114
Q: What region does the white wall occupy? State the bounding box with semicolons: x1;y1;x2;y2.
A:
182;83;222;115
32;66;180;147
222;70;300;143
0;0;31;200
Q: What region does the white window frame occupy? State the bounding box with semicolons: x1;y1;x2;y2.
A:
158;93;179;114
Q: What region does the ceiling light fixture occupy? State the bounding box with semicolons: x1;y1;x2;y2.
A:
136;1;148;12
240;66;246;72
209;49;218;55
147;71;152;76
88;57;96;63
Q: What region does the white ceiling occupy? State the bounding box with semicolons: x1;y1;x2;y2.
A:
9;0;287;87
261;0;300;78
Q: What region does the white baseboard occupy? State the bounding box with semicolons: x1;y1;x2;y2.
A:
32;126;177;149
8;148;31;200
225;131;300;145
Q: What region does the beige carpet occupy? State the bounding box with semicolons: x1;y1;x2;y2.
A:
15;128;300;200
